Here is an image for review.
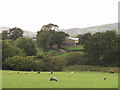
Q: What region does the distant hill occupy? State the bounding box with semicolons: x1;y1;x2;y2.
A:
23;31;36;38
59;23;118;36
0;23;118;37
0;26;10;33
0;26;37;38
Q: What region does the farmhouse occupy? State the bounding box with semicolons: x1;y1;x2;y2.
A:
65;37;79;45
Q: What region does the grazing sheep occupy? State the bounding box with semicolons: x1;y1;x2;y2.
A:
48;72;51;75
37;71;40;74
25;72;28;74
51;72;53;74
17;72;19;74
109;70;114;74
71;72;74;74
50;77;57;82
104;76;107;80
31;70;34;72
8;72;10;75
87;70;90;72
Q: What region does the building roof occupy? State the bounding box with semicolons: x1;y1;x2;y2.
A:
66;37;79;40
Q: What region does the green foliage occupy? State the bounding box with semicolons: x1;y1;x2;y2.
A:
63;45;84;50
3;53;66;71
2;31;9;40
3;56;40;71
65;52;88;65
52;31;69;48
37;31;51;52
15;37;37;56
77;33;92;45
36;23;69;52
2;40;25;62
2;27;23;40
84;31;119;66
40;54;66;71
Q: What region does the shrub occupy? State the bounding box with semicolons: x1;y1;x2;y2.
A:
15;37;37;56
65;52;88;65
3;56;38;71
2;40;26;62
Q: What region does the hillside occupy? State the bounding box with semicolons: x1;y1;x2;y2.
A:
0;23;118;37
60;23;118;36
0;26;36;38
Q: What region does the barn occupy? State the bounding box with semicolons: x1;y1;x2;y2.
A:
65;37;79;45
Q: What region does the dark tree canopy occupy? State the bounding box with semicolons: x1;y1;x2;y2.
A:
15;37;37;56
83;31;119;66
77;33;92;45
2;27;23;40
37;23;69;51
2;40;25;62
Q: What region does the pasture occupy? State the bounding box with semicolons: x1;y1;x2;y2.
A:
2;71;118;88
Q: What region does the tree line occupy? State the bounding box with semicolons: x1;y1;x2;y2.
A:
1;23;119;71
2;23;69;71
76;30;119;67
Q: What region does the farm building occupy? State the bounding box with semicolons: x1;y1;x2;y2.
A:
65;37;79;45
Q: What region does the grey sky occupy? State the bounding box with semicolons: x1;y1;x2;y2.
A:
0;0;119;32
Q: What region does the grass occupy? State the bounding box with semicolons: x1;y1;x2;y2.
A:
63;65;118;72
53;52;69;57
2;71;118;88
63;45;84;50
36;48;44;55
36;48;58;55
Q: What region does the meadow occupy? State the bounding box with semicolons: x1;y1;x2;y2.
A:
2;71;118;88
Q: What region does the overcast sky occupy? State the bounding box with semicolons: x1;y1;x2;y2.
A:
0;0;119;32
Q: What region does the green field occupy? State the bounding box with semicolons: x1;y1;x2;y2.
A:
2;71;118;88
36;45;84;57
63;45;84;50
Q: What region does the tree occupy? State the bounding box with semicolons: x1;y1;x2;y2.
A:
3;56;36;70
84;31;118;66
77;33;92;45
37;31;51;52
2;40;25;62
65;52;87;65
40;23;59;32
15;37;37;56
2;27;23;40
2;30;9;40
52;31;69;48
37;23;69;51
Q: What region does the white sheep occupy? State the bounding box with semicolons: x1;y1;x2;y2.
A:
8;72;10;75
71;72;74;74
104;76;107;80
17;72;19;74
25;72;28;74
50;77;57;82
48;72;51;75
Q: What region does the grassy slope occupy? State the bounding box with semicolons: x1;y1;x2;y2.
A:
36;45;84;57
63;45;84;50
2;71;118;88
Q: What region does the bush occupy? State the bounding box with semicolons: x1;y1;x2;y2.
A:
15;37;37;56
37;54;66;71
3;54;67;71
53;57;67;71
3;56;40;71
65;52;88;65
2;40;26;62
